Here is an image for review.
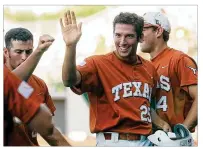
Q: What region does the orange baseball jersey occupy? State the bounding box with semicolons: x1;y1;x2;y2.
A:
8;75;56;146
4;66;41;145
151;48;197;129
71;52;158;135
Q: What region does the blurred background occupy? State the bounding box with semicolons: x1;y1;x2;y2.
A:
3;5;197;146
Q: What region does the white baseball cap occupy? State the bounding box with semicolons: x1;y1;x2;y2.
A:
143;12;171;33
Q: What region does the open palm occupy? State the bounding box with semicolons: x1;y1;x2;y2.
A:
60;10;82;47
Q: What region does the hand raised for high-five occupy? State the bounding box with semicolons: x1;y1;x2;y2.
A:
60;10;82;47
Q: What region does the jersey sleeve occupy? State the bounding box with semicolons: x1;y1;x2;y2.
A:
44;83;56;115
176;56;197;87
4;67;40;124
71;57;101;95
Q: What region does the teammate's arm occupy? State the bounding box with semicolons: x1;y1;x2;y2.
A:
5;67;71;146
60;10;82;87
42;127;70;146
183;85;197;130
28;104;71;146
12;35;54;81
177;56;198;131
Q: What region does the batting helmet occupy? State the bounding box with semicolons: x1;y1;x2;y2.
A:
148;124;194;146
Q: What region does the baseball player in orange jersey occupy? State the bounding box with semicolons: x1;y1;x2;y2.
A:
4;28;62;146
60;10;167;147
4;66;71;146
140;12;197;136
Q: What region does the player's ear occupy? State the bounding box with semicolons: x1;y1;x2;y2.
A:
4;47;10;58
156;27;164;38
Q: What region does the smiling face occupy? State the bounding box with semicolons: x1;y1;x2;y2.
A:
114;23;138;60
4;40;33;70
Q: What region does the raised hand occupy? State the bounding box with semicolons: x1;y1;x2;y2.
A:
60;10;82;47
36;34;55;53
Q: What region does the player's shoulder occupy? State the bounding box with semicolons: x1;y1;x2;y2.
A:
3;65;19;84
29;74;47;87
86;51;114;62
4;66;13;87
169;48;196;64
169;48;189;59
166;48;197;70
3;65;10;79
30;74;44;82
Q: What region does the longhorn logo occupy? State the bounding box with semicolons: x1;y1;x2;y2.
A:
187;66;197;75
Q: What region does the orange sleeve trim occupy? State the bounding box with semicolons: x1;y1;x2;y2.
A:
49;106;56;116
180;80;197;87
45;97;56;115
21;100;41;123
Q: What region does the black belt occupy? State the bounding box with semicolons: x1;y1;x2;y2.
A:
103;133;142;141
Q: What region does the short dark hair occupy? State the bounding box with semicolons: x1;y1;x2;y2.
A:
113;12;144;40
163;30;169;42
5;27;33;49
